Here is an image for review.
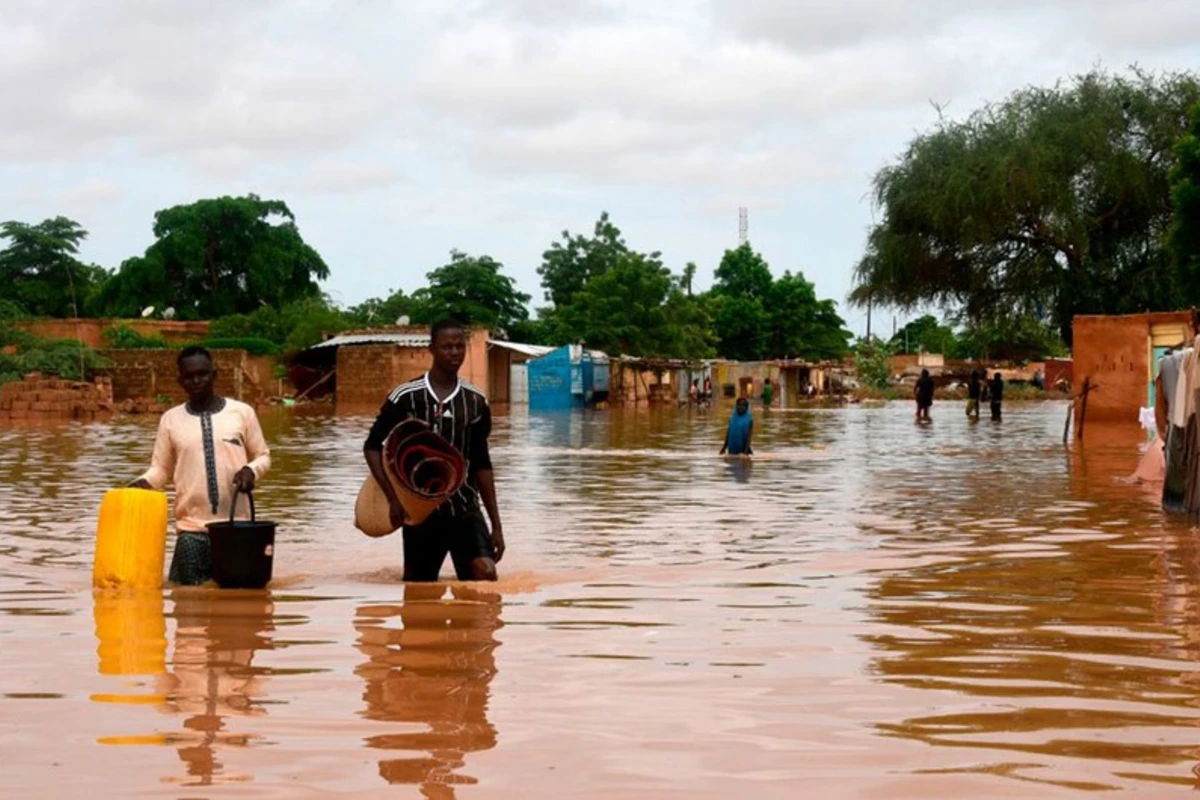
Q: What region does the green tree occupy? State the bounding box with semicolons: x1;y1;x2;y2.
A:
853;338;894;390
710;243;773;360
766;271;853;361
850;68;1200;344
209;296;351;355
889;315;959;355
1170;104;1200;292
94;195;329;318
955;316;1067;362
414;251;530;332
1;217;108;318
557;252;680;357
346;288;424;327
538;212;637;307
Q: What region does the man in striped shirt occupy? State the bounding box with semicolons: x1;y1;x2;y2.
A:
363;320;505;582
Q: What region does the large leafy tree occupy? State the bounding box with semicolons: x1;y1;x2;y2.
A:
710;243;773;360
1170;104;1200;293
850;68;1200;343
889;314;958;355
94;195;329;318
537;212;634;308
414;251;530;332
558;251;677;356
1;217;108;318
767;271;852;360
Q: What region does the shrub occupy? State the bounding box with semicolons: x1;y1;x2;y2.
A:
103;325;169;349
198;337;281;357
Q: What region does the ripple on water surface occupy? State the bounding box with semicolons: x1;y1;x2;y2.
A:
2;403;1199;797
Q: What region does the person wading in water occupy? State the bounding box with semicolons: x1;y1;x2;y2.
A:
914;369;934;422
720;397;754;457
966;370;982;421
130;346;271;585
363;320;505;582
989;372;1005;421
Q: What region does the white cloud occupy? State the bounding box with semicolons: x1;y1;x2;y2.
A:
62;179;119;208
300;161;405;193
0;0;1196;332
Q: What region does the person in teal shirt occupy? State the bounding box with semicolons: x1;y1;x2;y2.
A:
720;398;754;456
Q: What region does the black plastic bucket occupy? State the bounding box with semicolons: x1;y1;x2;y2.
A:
205;488;276;589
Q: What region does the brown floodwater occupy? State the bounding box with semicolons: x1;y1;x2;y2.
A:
1;401;1197;798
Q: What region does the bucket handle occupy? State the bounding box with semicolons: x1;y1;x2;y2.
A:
229;485;256;523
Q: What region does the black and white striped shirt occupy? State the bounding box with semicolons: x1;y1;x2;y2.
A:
364;373;493;516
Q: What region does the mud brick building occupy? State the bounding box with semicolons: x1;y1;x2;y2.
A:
1072;311;1194;425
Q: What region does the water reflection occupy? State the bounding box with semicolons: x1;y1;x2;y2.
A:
354;584;502;796
161;589;276;787
861;488;1200;790
91;590;167;705
92;589;276;788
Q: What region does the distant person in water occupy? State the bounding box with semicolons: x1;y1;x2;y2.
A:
689;379;700;407
720;397;754;456
966;370;982;420
989;372;1004;421
914;369;934;422
130;346;271;585
761;378;774;408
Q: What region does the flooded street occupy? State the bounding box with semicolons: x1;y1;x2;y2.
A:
2;402;1198;798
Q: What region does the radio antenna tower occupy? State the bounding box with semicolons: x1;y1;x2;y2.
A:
738;207;748;245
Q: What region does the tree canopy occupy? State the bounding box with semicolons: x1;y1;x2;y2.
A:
708;242;850;361
851;68;1200;343
1170;103;1200;297
414;251;530;333
94;195;329;318
1;217;107;318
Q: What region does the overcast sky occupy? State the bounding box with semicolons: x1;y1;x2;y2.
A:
3;1;1198;334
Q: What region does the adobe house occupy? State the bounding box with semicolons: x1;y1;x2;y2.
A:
294;327;492;409
1072;311;1195;426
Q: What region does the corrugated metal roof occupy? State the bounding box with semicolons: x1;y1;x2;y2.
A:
487;341;555;358
308;333;430;350
488;340;609;361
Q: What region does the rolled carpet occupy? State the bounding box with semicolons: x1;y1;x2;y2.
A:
355;418;467;537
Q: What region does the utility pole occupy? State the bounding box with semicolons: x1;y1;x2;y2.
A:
866;293;872;340
738;207;748;245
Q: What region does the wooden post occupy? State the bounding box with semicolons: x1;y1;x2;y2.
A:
1076;377;1091;440
1063;400;1074;444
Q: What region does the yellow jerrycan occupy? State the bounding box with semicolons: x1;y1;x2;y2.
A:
93;488;168;590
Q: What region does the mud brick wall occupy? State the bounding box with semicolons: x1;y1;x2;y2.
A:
16;319;210;349
98;349;263;405
1072;312;1192;424
334;333;492;408
336;345;431;407
0;375;114;421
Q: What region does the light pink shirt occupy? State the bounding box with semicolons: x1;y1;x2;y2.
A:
140;399;271;532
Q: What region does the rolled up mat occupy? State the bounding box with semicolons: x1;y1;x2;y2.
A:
354;419;467;537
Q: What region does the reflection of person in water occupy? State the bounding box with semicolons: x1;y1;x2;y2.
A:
354;584;502;796
158;590;276;788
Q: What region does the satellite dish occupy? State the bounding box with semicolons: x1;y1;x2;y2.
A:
141;306;155;318
162;307;176;320
396;315;410;326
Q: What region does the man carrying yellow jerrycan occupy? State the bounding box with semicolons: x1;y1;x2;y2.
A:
94;346;271;588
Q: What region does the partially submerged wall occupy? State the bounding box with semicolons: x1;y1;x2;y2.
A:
0;375;113;421
98;349;268;406
1072;312;1192;425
